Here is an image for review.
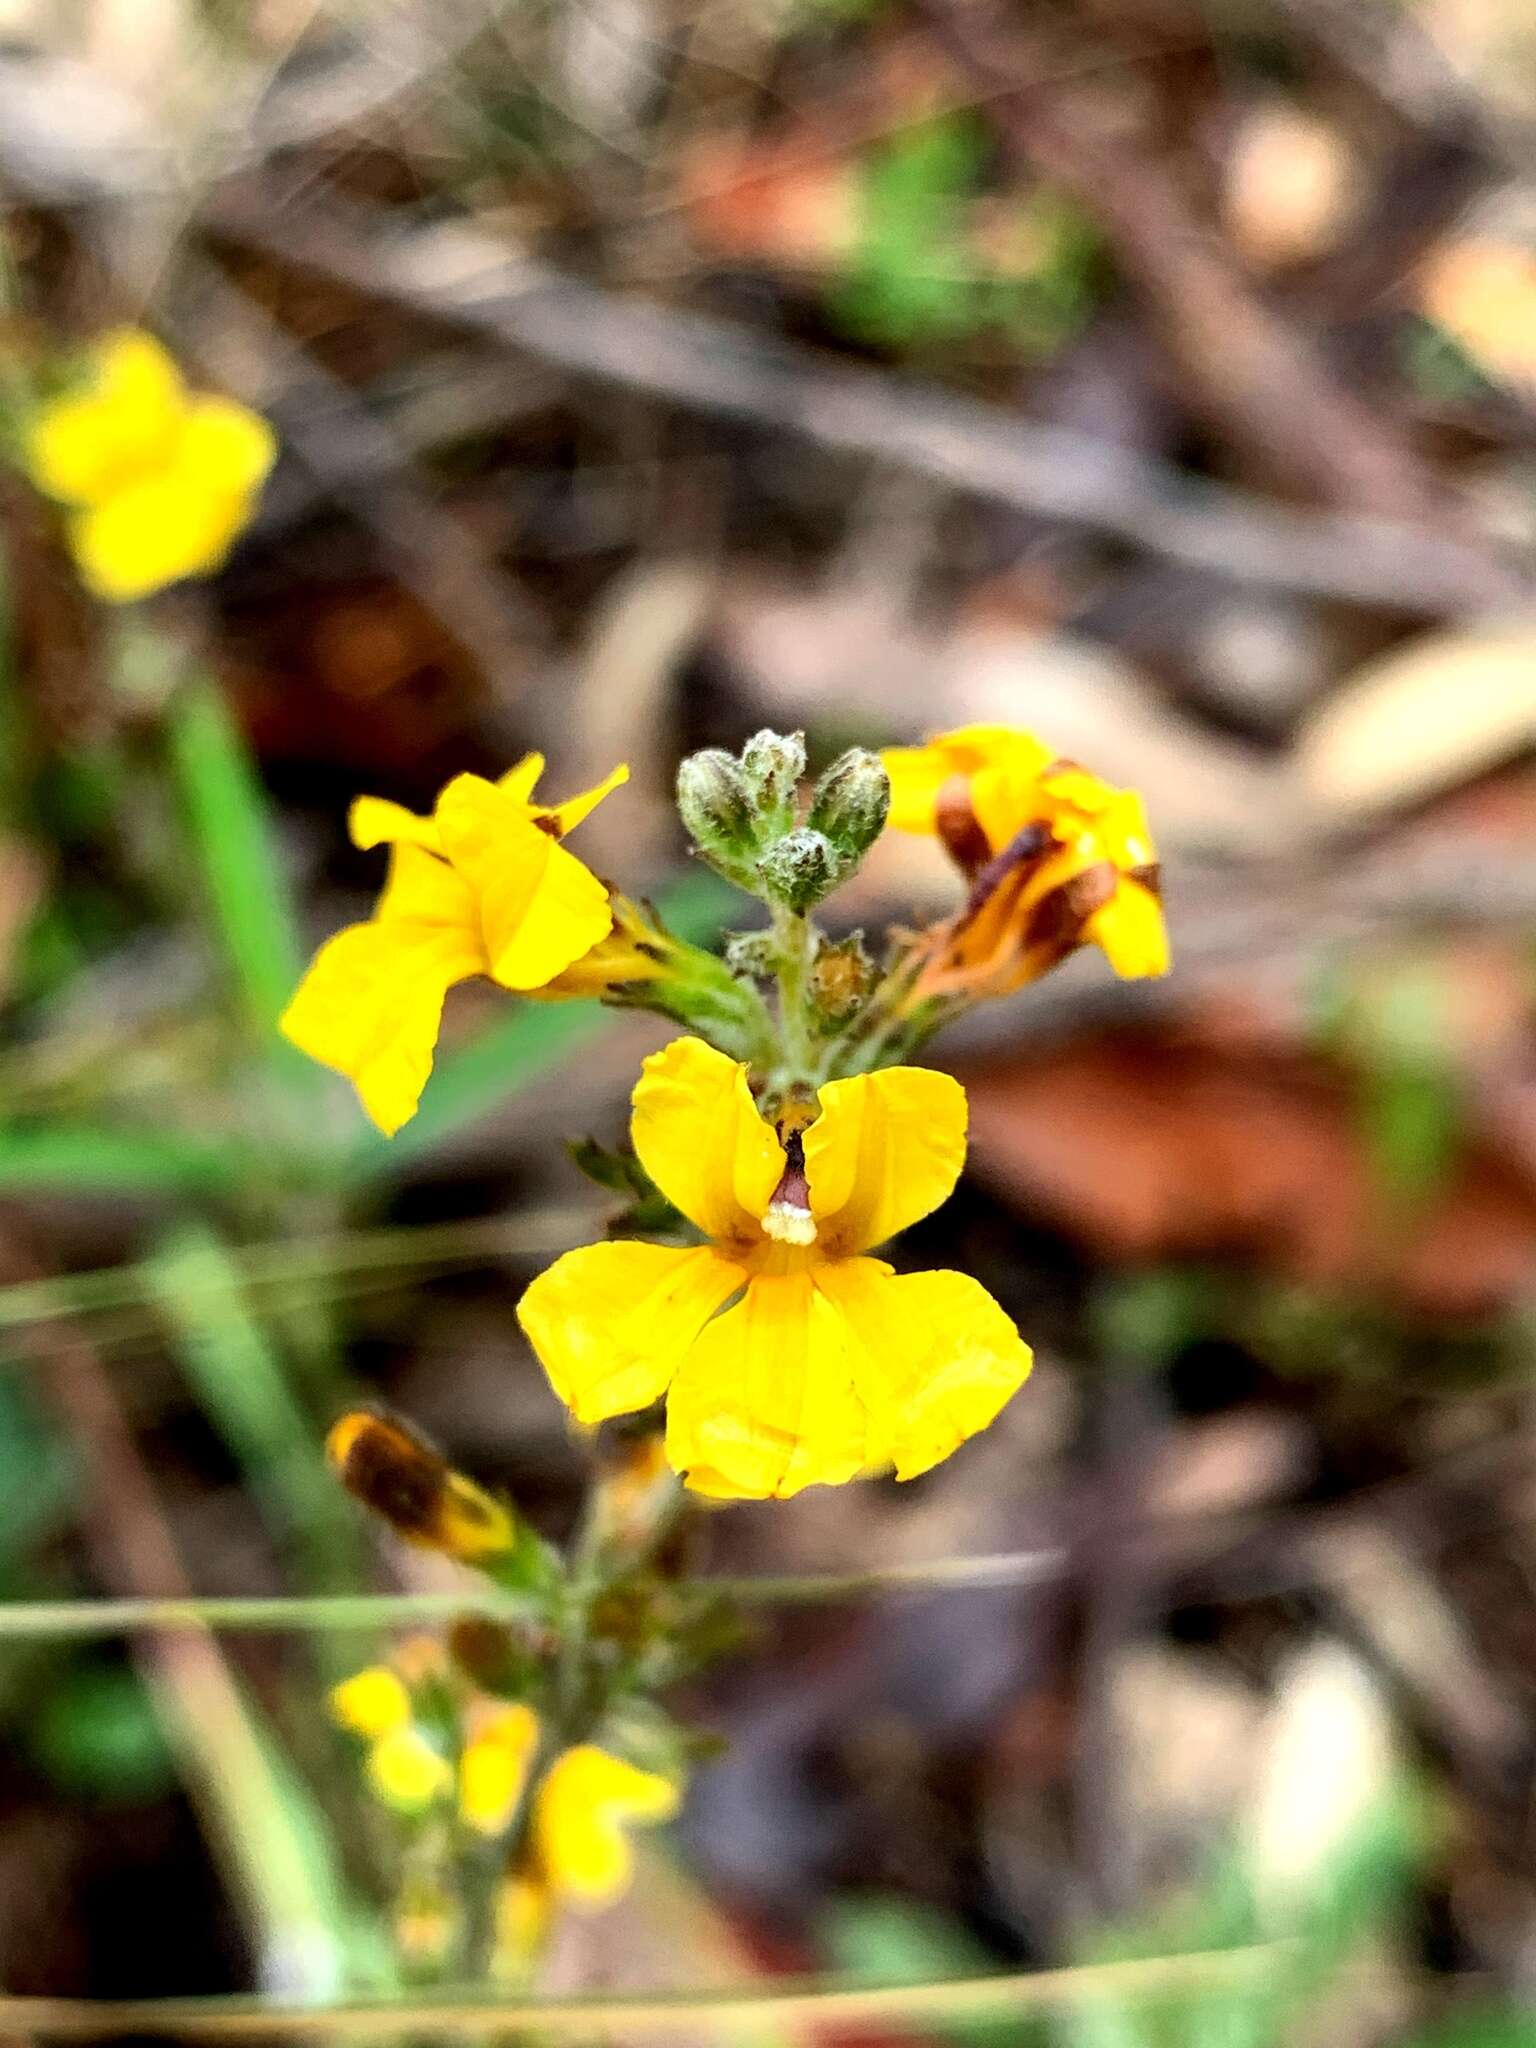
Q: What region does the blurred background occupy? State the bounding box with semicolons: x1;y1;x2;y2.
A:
4;0;1536;2040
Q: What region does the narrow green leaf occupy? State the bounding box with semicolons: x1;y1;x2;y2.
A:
165;679;303;1038
0;1124;242;1196
146;1222;357;1608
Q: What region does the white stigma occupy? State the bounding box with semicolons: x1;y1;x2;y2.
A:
762;1198;818;1246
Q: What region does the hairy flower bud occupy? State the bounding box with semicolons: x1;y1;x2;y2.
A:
739;729;805;840
675;750;757;876
756;827;837;911
807;748;889;871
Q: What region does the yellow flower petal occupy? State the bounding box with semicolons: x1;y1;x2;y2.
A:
66;475;251;602
460;1703;540;1836
630;1036;785;1242
433;774;613;989
1085;879;1169;979
27;328;185;506
882;726;1055;843
534;1746;679;1906
374;842;478;927
803;1066;968;1256
174;394;277;499
368;1727;453;1812
665;1270;869;1499
349;795;443;855
329;1666;412;1739
882;741;961;836
279;916;483;1135
815;1261;1032;1480
498;753;547;804
518;1241;744;1425
491;832;616;989
545;761;629;834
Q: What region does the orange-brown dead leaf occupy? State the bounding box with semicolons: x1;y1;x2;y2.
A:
958;1034;1536;1318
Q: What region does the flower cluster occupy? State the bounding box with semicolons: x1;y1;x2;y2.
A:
322;1412;690;1977
25;328;276;602
288;726;1165;1498
330;1641;677;1974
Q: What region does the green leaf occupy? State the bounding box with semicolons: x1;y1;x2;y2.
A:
31;1659;176;1801
147;1222;357;1606
164;678;304;1039
823;1897;1033;2047
0;1374;75;1569
1404;2019;1536;2048
0;1123;243;1196
835;116;987;347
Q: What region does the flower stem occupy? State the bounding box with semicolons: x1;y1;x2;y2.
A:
770;902;817;1085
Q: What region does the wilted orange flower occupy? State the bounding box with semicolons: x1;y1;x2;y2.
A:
882;724;1168;998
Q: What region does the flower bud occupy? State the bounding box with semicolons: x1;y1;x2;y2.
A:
739;729;805;839
807;748;889;870
756;827;837;911
327;1409;517;1563
675;750;756;874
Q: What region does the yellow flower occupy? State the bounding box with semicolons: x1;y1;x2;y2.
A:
517;1036;1032;1500
535;893;675;1000
367;1726;454;1813
493;1873;551;1972
281;755;627;1134
26;328;276;602
458;1703;540;1837
531;1745;679;1907
329;1665;413;1740
882;724;1169;993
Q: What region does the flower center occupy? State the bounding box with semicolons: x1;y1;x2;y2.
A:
762;1129;816;1246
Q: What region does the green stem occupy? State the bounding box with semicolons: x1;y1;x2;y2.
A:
770;903;816;1085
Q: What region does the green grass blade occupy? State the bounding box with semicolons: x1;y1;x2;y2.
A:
147;1222;359;1612
0;1124;243;1196
165;678;303;1039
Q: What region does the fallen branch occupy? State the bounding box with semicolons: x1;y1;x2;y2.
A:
203;181;1527;616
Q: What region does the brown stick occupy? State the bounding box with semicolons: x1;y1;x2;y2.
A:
919;1;1459;520
201;181;1526;615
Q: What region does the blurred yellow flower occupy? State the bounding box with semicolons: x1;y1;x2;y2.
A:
532;1745;679;1906
883;723;1168;993
518;1035;1032;1499
329;1665;413;1740
26;328;276;602
1419;237;1536;395
367;1726;454;1813
281;756;627;1134
459;1703;540;1837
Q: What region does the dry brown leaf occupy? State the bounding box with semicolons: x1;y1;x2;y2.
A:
958;1035;1536;1316
1293;617;1536;822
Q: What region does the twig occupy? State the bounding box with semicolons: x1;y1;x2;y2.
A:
919;1;1469;523
202;182;1529;616
0;1940;1292;2037
0;1547;1071;1639
7;1243;347;1990
173;258;545;688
